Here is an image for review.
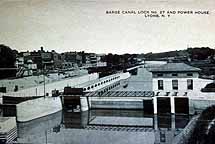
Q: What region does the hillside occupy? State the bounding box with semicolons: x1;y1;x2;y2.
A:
141;47;215;77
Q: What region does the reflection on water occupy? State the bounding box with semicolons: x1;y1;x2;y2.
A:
17;109;190;144
17;67;190;143
18;111;62;143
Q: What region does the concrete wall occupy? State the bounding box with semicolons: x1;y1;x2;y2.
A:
90;98;144;109
0;75;50;93
6;73;99;97
0;117;16;133
16;97;62;122
18;111;62;139
80;97;89;111
81;72;130;92
190;99;215;113
0;69;87;93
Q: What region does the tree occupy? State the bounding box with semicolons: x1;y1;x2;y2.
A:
0;44;16;68
0;44;16;79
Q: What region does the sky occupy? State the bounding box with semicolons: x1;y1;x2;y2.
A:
0;0;215;54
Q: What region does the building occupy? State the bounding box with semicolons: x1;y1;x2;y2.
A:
41;51;54;69
15;57;24;68
25;60;37;76
150;62;201;95
64;52;82;66
25;51;42;70
52;50;63;69
62;61;78;69
0;117;17;143
84;53;107;68
16;54;37;77
149;62;212;115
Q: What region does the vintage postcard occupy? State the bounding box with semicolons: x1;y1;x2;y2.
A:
0;0;215;144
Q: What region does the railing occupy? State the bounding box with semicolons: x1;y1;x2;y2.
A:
84;91;154;97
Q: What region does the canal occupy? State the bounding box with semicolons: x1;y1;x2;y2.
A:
17;67;191;144
17;110;190;144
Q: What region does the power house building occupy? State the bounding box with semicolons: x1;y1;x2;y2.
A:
150;62;202;115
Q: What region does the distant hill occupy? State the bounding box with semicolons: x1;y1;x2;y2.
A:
143;47;215;61
139;47;215;77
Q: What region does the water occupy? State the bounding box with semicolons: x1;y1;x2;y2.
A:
17;67;191;144
17;110;190;144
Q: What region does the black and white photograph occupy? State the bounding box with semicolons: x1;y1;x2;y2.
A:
0;0;215;143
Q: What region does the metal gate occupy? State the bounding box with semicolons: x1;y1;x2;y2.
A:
157;97;171;114
143;99;154;115
174;97;189;114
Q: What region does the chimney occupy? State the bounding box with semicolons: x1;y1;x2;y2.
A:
41;46;44;52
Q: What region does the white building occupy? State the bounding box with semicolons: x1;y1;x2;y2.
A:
26;60;37;70
149;62;214;114
84;54;107;68
15;57;24;68
150;62;201;95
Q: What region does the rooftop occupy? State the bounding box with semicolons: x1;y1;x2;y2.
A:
149;62;201;73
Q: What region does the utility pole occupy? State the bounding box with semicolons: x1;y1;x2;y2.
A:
43;63;46;97
45;130;47;144
41;46;46;98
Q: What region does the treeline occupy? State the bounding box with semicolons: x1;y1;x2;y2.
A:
143;47;215;61
101;53;138;67
188;47;215;61
0;44;17;79
188;105;215;144
144;50;186;60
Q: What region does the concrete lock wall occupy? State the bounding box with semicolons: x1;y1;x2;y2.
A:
80;97;89;111
189;99;215;114
0;117;16;133
82;72;130;92
6;73;99;97
18;111;62;139
16;97;62;122
90;100;144;109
